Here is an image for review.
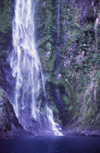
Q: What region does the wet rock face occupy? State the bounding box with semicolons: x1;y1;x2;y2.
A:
0;0;14;89
0;88;25;138
66;0;92;23
35;0;100;130
76;0;92;22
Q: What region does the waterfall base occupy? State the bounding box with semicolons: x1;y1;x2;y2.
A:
20;108;63;136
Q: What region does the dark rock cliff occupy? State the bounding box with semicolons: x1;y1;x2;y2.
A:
0;87;26;138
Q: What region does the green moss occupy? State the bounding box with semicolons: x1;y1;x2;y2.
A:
63;96;70;105
0;88;3;97
42;54;56;72
35;0;100;128
68;105;73;111
36;35;51;48
46;42;52;51
0;0;13;34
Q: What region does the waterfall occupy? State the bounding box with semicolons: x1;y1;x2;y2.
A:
10;0;40;124
54;0;64;125
8;0;62;136
46;107;63;136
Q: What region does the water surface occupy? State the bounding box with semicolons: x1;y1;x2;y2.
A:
0;136;100;153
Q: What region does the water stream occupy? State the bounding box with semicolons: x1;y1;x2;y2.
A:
8;0;62;136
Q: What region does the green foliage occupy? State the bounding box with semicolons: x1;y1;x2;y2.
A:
63;96;70;105
68;105;73;111
0;88;3;97
0;0;13;73
35;0;100;129
36;35;51;48
0;0;12;34
46;42;52;51
42;54;56;72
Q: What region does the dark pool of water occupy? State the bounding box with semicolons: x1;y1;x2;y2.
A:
0;136;100;153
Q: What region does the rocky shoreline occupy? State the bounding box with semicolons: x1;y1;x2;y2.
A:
63;128;100;137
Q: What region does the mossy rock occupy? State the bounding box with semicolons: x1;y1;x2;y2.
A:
0;0;13;34
46;42;52;51
0;87;25;138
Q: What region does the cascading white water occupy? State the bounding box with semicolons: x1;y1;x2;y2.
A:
46;107;63;136
10;0;40;122
9;0;62;136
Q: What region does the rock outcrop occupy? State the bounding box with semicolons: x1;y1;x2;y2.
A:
0;87;26;138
